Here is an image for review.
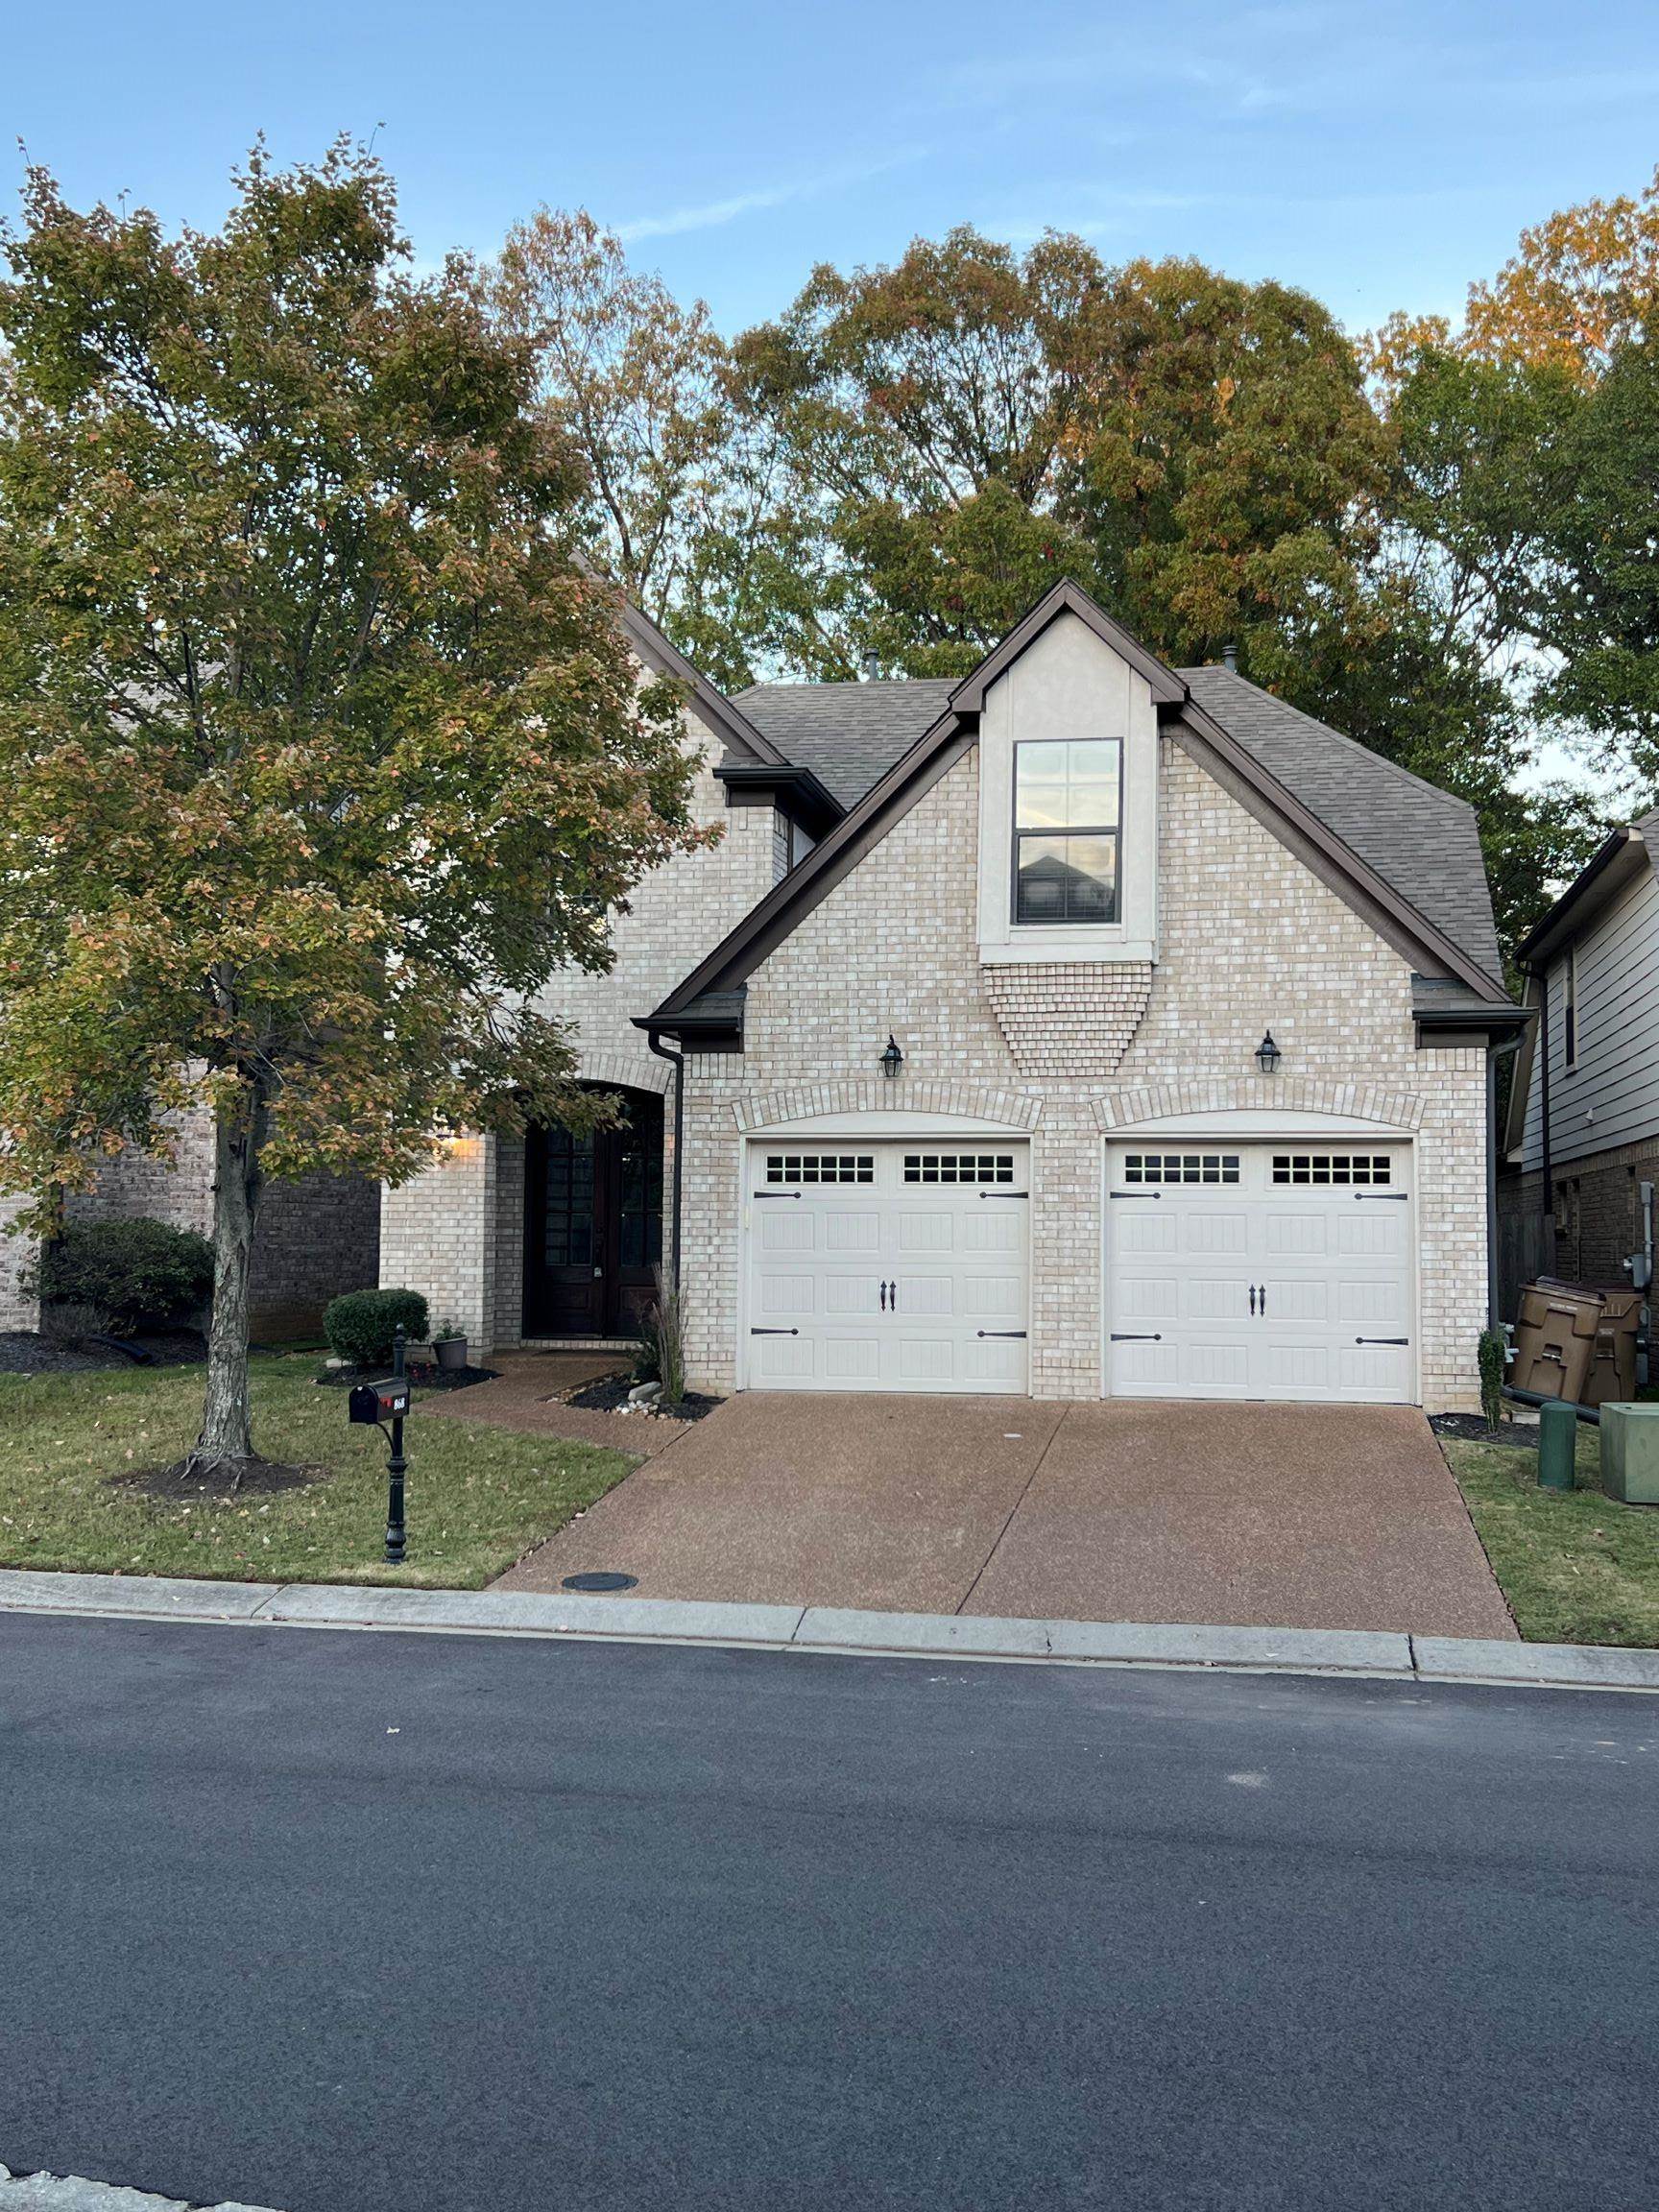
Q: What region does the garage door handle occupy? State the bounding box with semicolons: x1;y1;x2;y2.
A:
1356;1336;1409;1346
977;1330;1026;1339
1249;1284;1257;1316
750;1327;799;1336
1111;1333;1162;1341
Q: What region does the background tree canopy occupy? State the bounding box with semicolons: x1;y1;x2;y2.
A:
509;172;1659;973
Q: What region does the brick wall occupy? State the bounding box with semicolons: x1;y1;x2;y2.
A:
1503;1141;1659;1291
250;1171;381;1339
0;1199;37;1332
679;739;1490;1409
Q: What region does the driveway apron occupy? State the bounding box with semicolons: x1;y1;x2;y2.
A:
497;1393;1515;1639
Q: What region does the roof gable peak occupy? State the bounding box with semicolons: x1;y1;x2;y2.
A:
949;580;1190;715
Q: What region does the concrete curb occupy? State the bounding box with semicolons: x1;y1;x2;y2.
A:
4;1569;1659;1691
0;2164;279;2210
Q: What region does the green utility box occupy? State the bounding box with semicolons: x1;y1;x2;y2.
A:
1599;1403;1659;1505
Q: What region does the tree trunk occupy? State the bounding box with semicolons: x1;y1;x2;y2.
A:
185;1092;268;1479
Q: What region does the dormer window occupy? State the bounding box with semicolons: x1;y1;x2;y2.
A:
1012;738;1120;926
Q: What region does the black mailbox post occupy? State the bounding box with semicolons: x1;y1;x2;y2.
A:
348;1323;412;1563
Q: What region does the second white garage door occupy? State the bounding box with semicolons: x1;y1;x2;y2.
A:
744;1141;1029;1393
1105;1142;1416;1404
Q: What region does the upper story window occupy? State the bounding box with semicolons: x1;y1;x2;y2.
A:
1012;738;1120;926
1563;946;1578;1070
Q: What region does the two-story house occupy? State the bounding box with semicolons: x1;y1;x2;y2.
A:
381;580;1522;1411
1501;806;1659;1305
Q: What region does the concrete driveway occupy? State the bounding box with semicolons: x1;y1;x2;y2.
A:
498;1394;1516;1639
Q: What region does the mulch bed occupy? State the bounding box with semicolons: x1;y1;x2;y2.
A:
114;1456;325;1500
314;1361;501;1393
1431;1411;1542;1450
0;1328;207;1376
563;1375;724;1422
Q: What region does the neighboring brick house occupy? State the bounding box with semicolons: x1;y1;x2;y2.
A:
0;1105;380;1342
389;580;1521;1412
1499;806;1659;1312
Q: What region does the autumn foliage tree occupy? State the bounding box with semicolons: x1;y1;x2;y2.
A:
0;147;700;1481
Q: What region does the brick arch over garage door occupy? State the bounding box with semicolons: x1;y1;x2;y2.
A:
731;1080;1042;1134
1091;1076;1428;1134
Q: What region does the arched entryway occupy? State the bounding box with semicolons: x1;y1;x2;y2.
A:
522;1085;664;1338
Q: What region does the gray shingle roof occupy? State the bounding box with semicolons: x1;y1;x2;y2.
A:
735;664;1504;991
1181;667;1503;990
733;680;957;809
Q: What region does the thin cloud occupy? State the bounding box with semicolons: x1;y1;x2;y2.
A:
616;149;928;243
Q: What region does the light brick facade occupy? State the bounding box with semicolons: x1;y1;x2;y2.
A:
677;740;1489;1410
0;1196;37;1332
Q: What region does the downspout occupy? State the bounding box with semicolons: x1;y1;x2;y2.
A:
648;1030;685;1289
1486;1046;1500;1331
1487;1030;1525;1331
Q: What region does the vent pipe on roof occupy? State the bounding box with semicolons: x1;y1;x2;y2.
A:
861;650;879;682
1222;641;1238;673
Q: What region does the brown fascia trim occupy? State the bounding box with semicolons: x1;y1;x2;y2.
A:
645;709;977;1029
1514;824;1648;969
1414;1007;1532;1049
1171;700;1511;1004
713;760;844;840
613;597;789;768
949;578;1190;713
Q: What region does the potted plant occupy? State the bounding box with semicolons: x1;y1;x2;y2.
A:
432;1319;469;1374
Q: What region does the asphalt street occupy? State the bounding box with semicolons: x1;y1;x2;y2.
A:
2;1611;1655;2212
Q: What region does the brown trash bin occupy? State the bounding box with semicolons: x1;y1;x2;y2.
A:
1512;1280;1602;1402
1584;1289;1644;1407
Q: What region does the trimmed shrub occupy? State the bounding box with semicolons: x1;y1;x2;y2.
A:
324;1287;430;1369
36;1216;214;1334
1478;1327;1507;1432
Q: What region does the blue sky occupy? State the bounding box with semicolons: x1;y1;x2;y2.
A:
10;1;1659;337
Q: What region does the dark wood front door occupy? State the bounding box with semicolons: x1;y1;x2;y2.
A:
523;1089;664;1338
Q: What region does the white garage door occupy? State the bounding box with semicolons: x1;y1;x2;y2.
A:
744;1142;1029;1393
1106;1142;1415;1404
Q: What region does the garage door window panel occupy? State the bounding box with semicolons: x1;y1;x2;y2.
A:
1123;1153;1241;1185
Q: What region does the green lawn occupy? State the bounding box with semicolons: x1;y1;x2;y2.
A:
1443;1425;1659;1647
0;1353;636;1589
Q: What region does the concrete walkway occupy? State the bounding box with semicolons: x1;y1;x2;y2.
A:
498;1394;1517;1640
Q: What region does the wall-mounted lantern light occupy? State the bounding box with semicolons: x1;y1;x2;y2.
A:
880;1034;904;1080
1255;1029;1282;1076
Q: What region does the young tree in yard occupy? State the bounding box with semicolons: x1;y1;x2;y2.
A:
0;147;700;1481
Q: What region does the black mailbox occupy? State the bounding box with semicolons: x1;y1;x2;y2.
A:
349;1379;410;1424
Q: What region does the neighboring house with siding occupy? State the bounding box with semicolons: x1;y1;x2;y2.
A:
1500;806;1659;1306
387;580;1521;1412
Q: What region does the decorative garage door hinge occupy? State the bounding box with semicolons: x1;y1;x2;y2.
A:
1109;1190;1159;1199
750;1327;800;1335
978;1189;1029;1199
1355;1192;1409;1202
1355;1336;1409;1345
975;1330;1027;1339
752;1190;801;1200
1111;1332;1164;1341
